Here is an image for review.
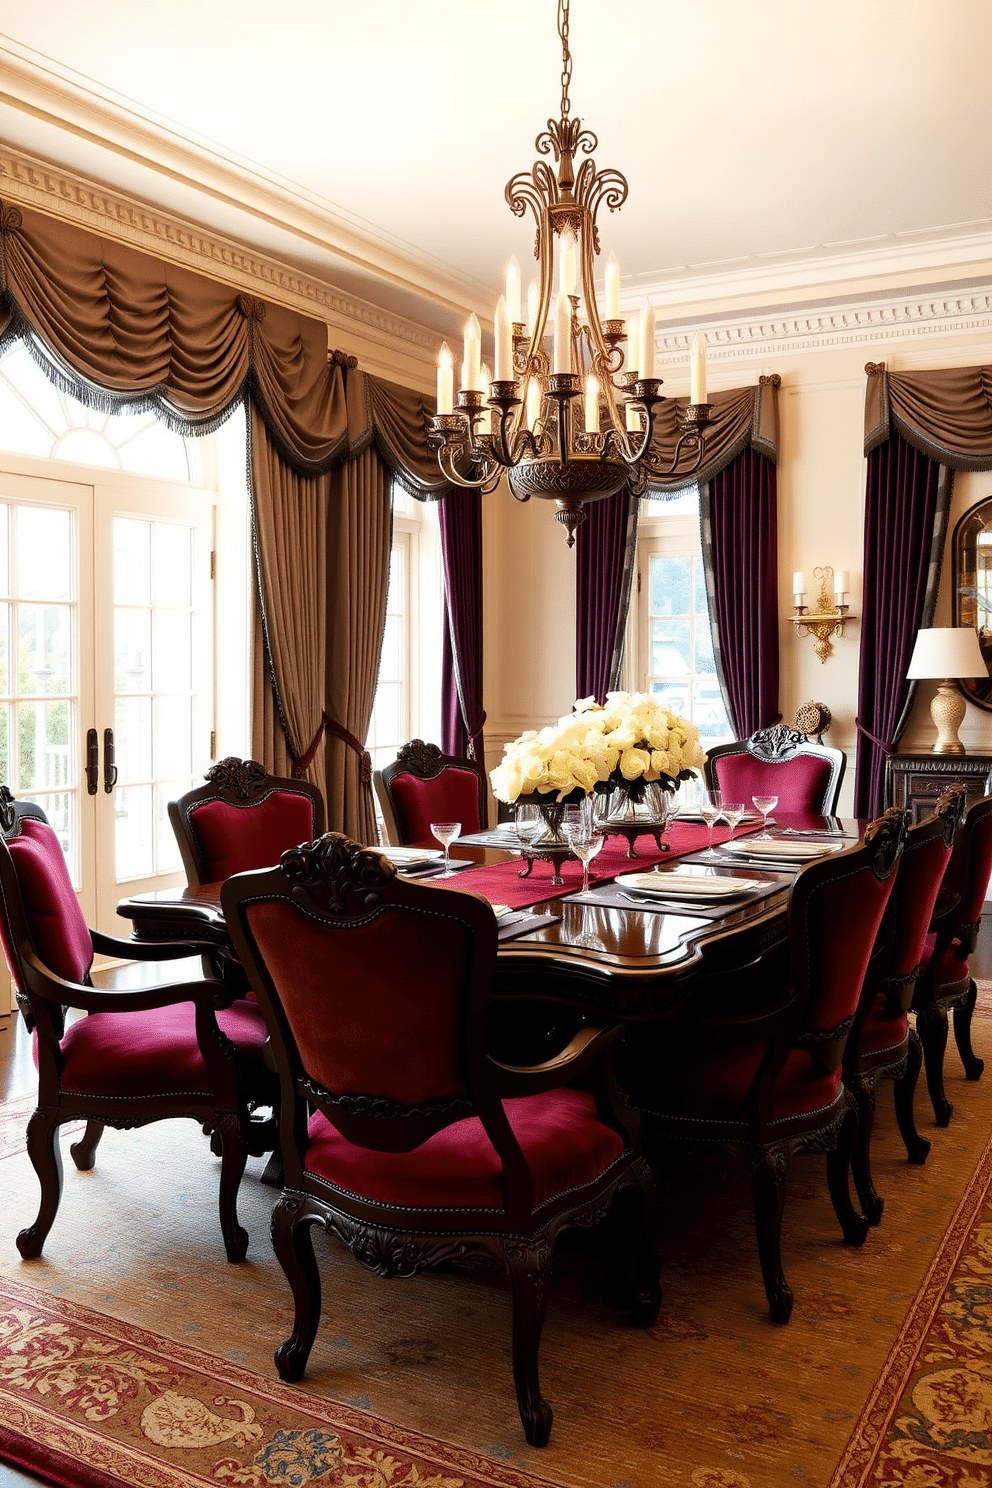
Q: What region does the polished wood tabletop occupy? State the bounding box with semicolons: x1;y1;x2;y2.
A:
116;816;865;1021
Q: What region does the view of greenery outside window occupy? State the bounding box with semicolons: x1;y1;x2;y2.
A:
636;488;732;753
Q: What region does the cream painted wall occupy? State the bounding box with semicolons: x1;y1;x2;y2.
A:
482;315;992;819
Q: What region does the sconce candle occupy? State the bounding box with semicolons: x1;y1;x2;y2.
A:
793;571;807;605
834;570;850;604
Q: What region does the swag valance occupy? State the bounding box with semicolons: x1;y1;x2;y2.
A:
642;374;780;493
864;361;992;470
0;197;452;839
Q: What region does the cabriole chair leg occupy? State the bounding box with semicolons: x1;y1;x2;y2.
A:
952;981;985;1081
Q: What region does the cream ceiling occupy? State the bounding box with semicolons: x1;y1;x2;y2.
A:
1;0;990;351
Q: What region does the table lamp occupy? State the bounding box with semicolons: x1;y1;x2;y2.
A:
906;626;988;754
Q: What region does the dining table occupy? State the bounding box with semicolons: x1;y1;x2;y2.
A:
115;811;864;1026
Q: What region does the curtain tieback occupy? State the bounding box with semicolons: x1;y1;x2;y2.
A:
467;710;487;762
324;715;373;785
855;717;892;754
291;713;372;784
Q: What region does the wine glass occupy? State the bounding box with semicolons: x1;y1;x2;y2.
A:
430;820;461;876
514;803;543;853
564;815;605;893
752;794;778;838
698;789;723;860
721;802;746;842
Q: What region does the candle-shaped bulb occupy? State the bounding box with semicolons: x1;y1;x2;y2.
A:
558;229;577;296
505;257;521;325
493;295;512;382
436;341;453;416
463;312;482;392
690;332;707;405
626;311;639;376
584;374;600;433
640;299;655;380
525;376;543;430
605;252;621;320
553;293;572;374
526;278;539;337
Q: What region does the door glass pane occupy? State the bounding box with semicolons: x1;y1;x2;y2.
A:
115;784;154;879
19;604;71;695
116;695;153;780
17;508;72;600
0;501;79;882
115;609;152;693
114;518;151;606
112;515;199;883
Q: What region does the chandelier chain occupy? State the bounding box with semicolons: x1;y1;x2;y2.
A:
558;0;571;118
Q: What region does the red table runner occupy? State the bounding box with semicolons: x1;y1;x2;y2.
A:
430;820;755;910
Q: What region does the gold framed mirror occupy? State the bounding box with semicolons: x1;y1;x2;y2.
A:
952;495;992;711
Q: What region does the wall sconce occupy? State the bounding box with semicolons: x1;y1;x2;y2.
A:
791;565;855;663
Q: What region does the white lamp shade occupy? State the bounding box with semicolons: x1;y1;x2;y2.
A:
906;627;988;680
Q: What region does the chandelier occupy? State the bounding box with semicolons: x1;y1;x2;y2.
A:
430;0;712;547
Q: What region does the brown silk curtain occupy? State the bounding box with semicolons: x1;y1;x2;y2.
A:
0;197;444;839
865;363;992;468
643;379;780;494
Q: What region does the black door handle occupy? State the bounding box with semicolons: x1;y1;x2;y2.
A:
103;728;118;794
85;728;99;795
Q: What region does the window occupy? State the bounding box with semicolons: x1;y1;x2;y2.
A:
366;487;443;777
633;488;733;752
0;342;195;481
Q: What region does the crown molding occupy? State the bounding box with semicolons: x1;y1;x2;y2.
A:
0;144;443;383
0;39;484;324
652;286;992;371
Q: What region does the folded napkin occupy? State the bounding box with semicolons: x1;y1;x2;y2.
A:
617;871;762;898
377;846;443;864
720;837;844;860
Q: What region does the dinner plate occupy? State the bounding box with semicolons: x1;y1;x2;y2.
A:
616;871;763;900
719;837;844;861
376;846;444;865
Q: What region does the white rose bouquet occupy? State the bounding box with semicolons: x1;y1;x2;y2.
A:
490;691;707;806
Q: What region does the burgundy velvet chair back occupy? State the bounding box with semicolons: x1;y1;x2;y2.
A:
937;792;992;932
0;813;93;988
706;724;845;815
881;788;963;994
376;739;488;846
222;834;500;1152
789;808;906;1062
169;758;325;887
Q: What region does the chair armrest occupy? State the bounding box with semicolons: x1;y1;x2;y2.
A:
21;948;228;1015
91;928;220;961
488;1022;623;1096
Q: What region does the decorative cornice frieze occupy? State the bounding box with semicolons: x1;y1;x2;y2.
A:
0;146;439;358
654;291;992;366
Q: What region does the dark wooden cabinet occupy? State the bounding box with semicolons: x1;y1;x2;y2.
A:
885;752;992;823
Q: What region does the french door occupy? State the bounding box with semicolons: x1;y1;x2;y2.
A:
0;465;214;940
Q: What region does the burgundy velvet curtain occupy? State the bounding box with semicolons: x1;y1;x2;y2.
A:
438;491;485;758
575;486;638;702
701;445;780;738
854;431;951;817
0;197;450;839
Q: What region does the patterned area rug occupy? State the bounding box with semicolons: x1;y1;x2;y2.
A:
0;1009;990;1488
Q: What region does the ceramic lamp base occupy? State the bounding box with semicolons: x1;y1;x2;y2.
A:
929;679;967;754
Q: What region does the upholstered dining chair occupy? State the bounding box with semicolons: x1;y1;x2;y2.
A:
222;832;660;1448
704;723;846;816
373;738;488;846
845;785;965;1225
911;791;992;1125
169;756;325;887
0;785;273;1264
629;807;906;1325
